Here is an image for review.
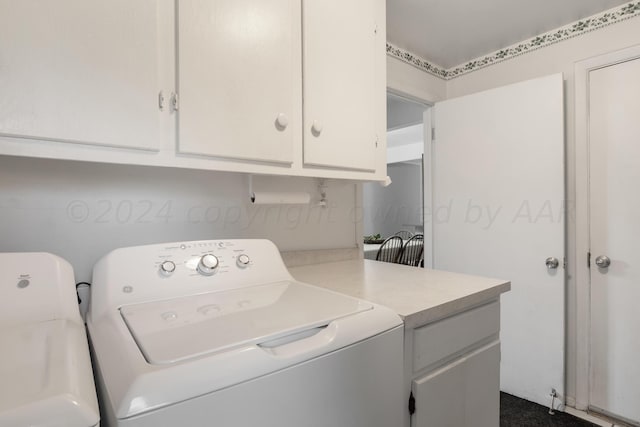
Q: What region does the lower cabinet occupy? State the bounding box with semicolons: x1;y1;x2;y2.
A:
412;342;500;427
405;300;501;427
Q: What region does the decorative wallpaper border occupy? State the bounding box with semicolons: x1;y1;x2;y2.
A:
386;43;448;79
387;0;640;80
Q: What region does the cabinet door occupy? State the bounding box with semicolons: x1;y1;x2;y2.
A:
302;0;381;171
0;0;163;151
177;0;300;165
412;342;500;427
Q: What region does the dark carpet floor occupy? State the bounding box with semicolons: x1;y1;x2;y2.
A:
501;393;599;427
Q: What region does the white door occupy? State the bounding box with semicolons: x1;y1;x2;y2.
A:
431;73;565;407
302;0;381;171
177;0;299;164
588;57;640;424
0;0;164;151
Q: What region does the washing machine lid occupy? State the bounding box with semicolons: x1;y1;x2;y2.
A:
120;281;372;365
0;320;100;427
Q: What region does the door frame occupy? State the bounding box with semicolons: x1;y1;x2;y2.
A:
386;88;434;267
574;43;640;411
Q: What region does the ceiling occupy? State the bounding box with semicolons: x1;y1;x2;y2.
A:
386;0;630;69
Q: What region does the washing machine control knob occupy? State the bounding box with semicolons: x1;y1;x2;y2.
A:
236;254;250;268
159;260;176;276
197;254;219;276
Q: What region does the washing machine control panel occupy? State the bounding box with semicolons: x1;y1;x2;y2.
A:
91;239;291;316
153;241;254;278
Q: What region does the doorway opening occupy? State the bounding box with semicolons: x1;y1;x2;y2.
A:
362;93;430;263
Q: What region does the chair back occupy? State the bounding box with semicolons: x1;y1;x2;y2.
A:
399;234;424;267
375;236;404;263
394;230;414;240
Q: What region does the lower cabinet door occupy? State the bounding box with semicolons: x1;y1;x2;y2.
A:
412;341;500;427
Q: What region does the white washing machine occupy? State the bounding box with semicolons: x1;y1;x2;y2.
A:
0;252;100;427
87;239;403;427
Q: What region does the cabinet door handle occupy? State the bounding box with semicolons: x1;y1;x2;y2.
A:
275;113;289;129
158;91;166;111
311;120;323;136
170;92;179;112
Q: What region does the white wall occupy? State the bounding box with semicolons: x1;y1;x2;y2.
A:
0;156;358;282
387;55;446;103
363;162;423;238
445;18;640;406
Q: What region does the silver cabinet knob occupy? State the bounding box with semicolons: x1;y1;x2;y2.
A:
197;254;219;276
545;257;559;269
595;255;611;268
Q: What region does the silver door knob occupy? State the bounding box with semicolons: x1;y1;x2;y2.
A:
545;257;559;269
595;255;611;268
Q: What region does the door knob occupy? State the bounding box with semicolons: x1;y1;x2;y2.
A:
545;257;559;269
595;255;611;268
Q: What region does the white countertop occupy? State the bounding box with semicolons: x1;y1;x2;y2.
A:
290;259;510;329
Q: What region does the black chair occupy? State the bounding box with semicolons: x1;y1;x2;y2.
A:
393;230;414;240
375;236;404;263
398;234;424;267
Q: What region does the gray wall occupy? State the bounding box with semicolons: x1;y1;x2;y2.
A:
0;156;358;281
387;94;425;130
362;162;422;238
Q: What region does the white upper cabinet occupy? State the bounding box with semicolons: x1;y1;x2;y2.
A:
177;0;300;164
302;0;380;172
0;0;386;180
177;0;386;175
0;0;164;151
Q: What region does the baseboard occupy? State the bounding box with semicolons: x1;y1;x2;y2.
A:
564;407;615;427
